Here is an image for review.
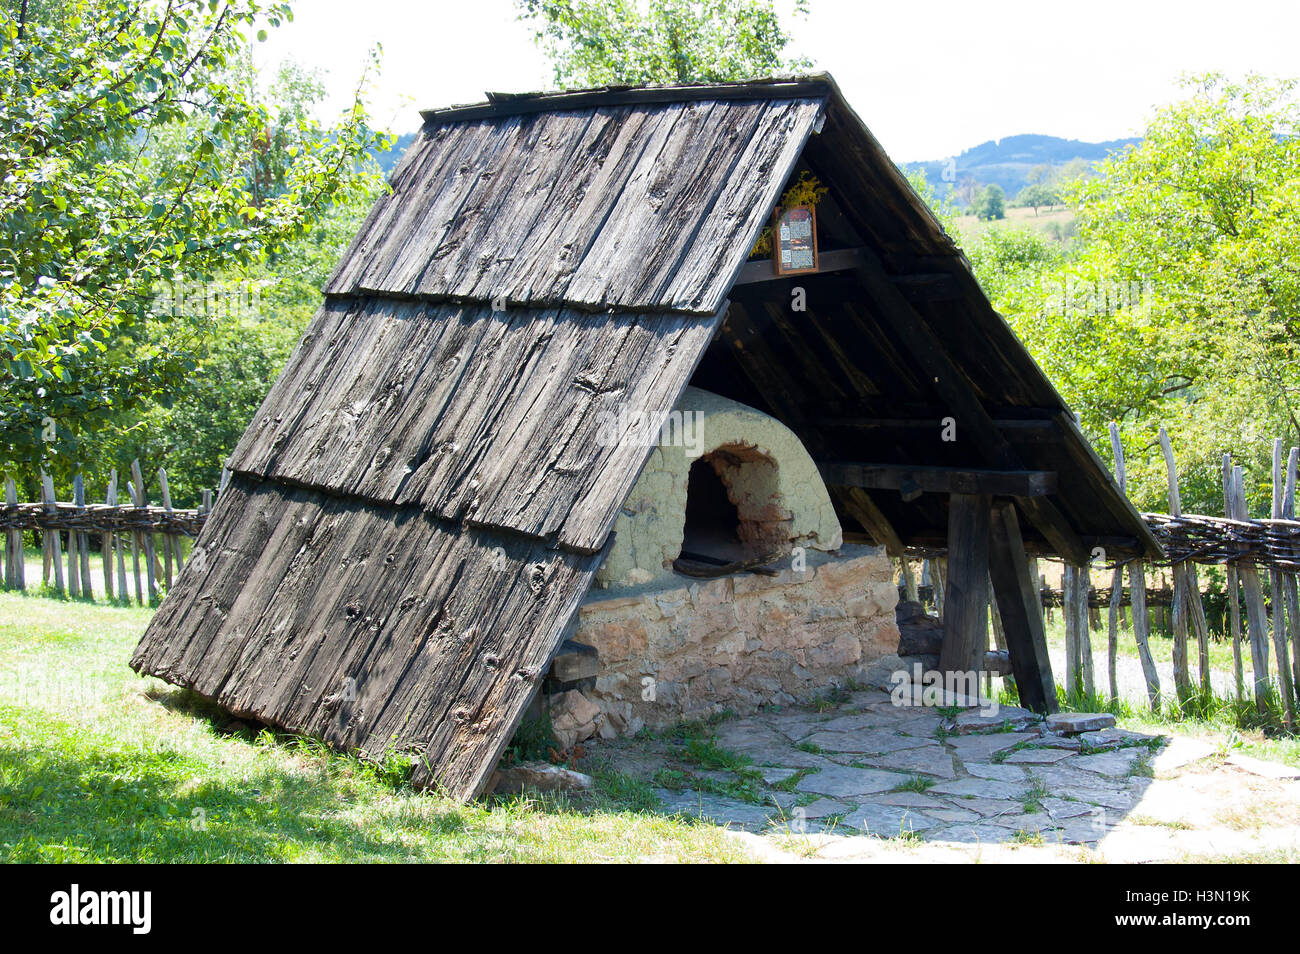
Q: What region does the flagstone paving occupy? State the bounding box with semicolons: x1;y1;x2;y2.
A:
576;684;1300;862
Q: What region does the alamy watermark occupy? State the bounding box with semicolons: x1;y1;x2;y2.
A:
888;663;1000;718
150;279;266;321
1041;277;1154;318
595;405;705;458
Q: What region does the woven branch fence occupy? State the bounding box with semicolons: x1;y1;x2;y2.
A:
0;462;226;606
7;427;1300;722
900;426;1300;721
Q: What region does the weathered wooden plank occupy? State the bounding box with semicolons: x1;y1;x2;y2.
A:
662;98;823;311
988;501;1057;713
412;109;601;299
938;493;991;675
326;96;821;315
227;298;718;552
131;476;604;802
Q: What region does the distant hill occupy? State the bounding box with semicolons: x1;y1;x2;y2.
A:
903;133;1140;206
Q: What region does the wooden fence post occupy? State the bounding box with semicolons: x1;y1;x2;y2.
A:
1129;557;1161;713
1284;447;1300;709
65;477;80;599
40;473;64;596
102;470;116;602
1105;424;1130;702
4;477;23;592
1063;563;1081;696
1079;563;1095;697
1270;440;1295;724
1222;455;1245;702
130;460;157;605
127;478;143;606
158;467;175;589
932;557;947;617
1232;464;1272;712
898;557;918;603
1159;427;1202;702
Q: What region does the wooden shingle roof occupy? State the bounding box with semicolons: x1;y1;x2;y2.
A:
132;74;1159;800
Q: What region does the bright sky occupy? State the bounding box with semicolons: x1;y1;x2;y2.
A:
254;0;1300;161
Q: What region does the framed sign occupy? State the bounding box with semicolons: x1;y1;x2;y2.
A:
772;204;818;275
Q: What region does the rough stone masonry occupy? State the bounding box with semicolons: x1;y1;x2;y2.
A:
550;545;900;747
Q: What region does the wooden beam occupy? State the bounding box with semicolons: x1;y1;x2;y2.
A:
988;500;1059;713
821;416;1059;442
938;493;991;675
836;486;906;555
819;462;1057;497
849;250;1091;564
733;246;866;285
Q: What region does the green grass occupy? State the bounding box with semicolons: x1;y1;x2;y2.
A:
0;590;751;862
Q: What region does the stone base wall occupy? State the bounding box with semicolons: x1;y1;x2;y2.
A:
550;545;899;746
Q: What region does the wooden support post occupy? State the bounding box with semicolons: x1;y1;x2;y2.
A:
899;557;919;603
1106;422;1128;703
1232;465;1272;712
988;501;1057;713
1108;563;1124;702
1078;563;1095;697
1271;440;1294;724
938;493;991;675
932;557;946;616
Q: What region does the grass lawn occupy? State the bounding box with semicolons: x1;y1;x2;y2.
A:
951;204;1075;245
0;589;749;863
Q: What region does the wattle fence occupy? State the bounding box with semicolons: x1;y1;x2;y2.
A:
903;426;1300;719
5;426;1300;721
0;462;227;605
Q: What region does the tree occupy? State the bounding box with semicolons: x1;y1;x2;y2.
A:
517;0;811;87
0;1;386;480
972;73;1300;514
1014;182;1059;214
970;183;1005;221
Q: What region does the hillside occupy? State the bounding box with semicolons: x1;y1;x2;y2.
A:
904;132;1140;206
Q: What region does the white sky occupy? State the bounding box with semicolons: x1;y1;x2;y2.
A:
254;0;1300;161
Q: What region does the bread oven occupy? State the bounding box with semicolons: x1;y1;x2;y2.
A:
546;386;900;746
